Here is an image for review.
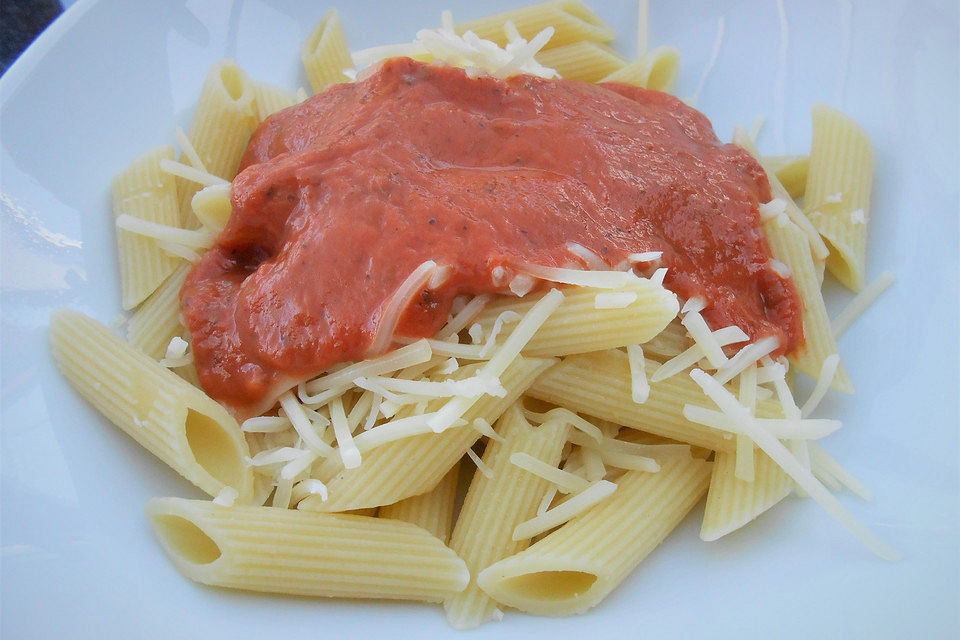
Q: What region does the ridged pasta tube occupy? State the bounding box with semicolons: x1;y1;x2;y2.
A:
300;357;555;512
127;262;189;359
736;129;852;393
600;45;680;92
178;60;257;222
477;453;711;616
473;279;679;357
455;1;615;50
112;146;181;309
527;349;784;451
301;9;353;94
380;462;460;542
535;41;626;81
764;154;810;200
445;405;570;629
50;309;253;501
700;449;793;541
251;80;300;123
147;497;469;602
804;104;875;291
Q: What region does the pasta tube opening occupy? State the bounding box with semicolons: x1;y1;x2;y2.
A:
219;64;247;101
498;570;599;601
645;47;680;92
150;514;222;565
477;560;606;615
184;408;248;493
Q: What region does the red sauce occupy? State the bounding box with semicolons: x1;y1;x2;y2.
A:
181;58;803;416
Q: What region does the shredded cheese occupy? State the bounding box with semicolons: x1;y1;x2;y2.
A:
800;353;841;417
713;336;779;384
329;396;361;469
594;291;638;309
300;339;432;400
158;158;228;187
566;242;608;270
652;325;749;382
115;214;214;249
241;416;291;433
427;289;564;432
626;344;650;403
369;261;438;355
682;405;841;439
212;486;238;506
510;452;590;493
512;480;618;541
278;391;334;456
437;294;491;339
509;273;536;297
689;369;900;561
627;251;663;263
466;448;494;479
519;264;635;289
471;417;504;442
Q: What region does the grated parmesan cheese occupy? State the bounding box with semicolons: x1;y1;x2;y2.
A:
466;448;494;479
594;291;638;309
627;250;663;263
682;405;841;439
825;192;843;203
800;353;841;417
689;368;900;560
471;417;504;442
508;273;536;297
158;158;228;187
512;480;618;541
427;289;564;432
759;198;788;222
212;486;238;506
510;452;590;493
850;208;865;224
329;396;361;469
769;259;792;277
566;242;609;270
626;344;649;403
520;264;635;289
369;261;438;355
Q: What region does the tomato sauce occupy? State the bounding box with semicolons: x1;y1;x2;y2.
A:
181;57;803;416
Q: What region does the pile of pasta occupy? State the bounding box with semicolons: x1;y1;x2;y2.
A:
49;1;898;629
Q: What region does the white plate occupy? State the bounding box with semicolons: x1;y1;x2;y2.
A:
2;1;957;637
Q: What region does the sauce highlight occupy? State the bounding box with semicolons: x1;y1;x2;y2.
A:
181;57;803;416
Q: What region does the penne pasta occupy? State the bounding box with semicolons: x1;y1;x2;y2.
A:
127;263;189;360
445;405;570;629
700;448;793;541
764;154;810;200
472;279;679;358
147;497;469;601
804;104;875;291
177;60;257;225
535;41;627;82
112;146;182;309
299;357;555;512
477;452;711;615
301;9;353;94
50;310;253;501
527;349;784;451
736;129;852;393
455;1;615;50
251;80;300;123
600;45;680;92
380;462;460;542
